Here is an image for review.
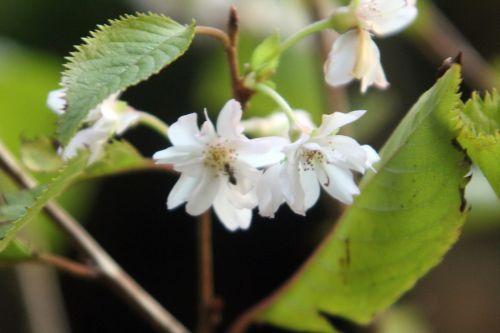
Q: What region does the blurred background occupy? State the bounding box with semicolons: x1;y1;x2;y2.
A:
0;0;499;332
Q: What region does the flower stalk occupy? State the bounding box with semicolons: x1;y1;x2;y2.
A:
138;112;170;138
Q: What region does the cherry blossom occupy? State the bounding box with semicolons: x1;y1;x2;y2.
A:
154;100;287;231
257;110;380;218
325;0;417;92
47;89;140;164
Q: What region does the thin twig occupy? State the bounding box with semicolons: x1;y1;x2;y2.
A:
195;26;231;49
0;140;190;333
35;252;99;279
195;7;254;106
196;212;219;333
0;250;97;280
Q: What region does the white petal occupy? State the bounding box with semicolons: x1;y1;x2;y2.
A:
167;174;199;209
231;160;261;194
213;191;252;231
362;0;418;36
199;110;218;143
173;157;205;177
300;169;321;211
324;30;358;87
62;127;109;163
47;89;66;115
237;137;288;168
356;32;389;93
315;110;366;138
362;145;381;170
168;113;201;146
216;99;244;140
317;164;360;204
329;135;372;173
185;172;221;216
153;145;202;164
283;160;306;215
257;163;285;218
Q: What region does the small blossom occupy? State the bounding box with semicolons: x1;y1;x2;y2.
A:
153;100;287;231
325;29;388;93
242;110;314;138
355;0;418;37
257;110;380;218
325;0;417;92
47;89;140;164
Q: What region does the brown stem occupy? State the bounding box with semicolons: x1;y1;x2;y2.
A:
35;252;99;279
195;7;254;106
196;212;218;333
0;140;190;333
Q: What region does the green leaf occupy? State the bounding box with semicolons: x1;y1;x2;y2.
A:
455;90;500;196
0;153;88;251
20;138;151;180
249;33;281;81
58;13;196;144
257;66;469;332
0;239;33;261
21;137;63;173
83;140;153;179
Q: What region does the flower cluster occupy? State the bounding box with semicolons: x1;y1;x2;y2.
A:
47;89;141;164
325;0;418;92
45;0;418;231
154;100;379;231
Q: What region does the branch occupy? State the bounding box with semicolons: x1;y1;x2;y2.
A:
35;252;99;279
195;6;254;107
0;140;190;333
196;212;220;333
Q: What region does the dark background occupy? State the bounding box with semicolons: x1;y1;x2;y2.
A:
0;1;499;332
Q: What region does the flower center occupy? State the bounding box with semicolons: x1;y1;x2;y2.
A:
299;149;325;171
203;141;237;177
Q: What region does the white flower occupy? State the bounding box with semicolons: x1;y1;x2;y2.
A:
325;0;417;92
242;110;314;138
47;89;141;164
257;110;380;218
355;0;418;37
325;29;388;93
153;99;287;231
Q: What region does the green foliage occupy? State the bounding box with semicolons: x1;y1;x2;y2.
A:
58;13;196;144
196;33;326;124
21;137;63;173
0;240;32;261
0;153;88;252
455;90;500;196
249;33;281;82
21;138;152;180
83;140;153;179
0;42;96;252
258;66;469;332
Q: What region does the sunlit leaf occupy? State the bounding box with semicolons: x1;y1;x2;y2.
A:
83;140;154;180
58;13;196;144
0;239;32;261
0;153;88;251
249;33;281;82
256;66;469;332
455;90;500;196
21;136;63;173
